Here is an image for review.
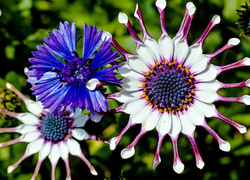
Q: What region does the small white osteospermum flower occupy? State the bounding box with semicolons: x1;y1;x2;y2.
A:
97;0;250;173
0;83;106;180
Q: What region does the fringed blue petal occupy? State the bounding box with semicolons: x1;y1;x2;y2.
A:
90;39;121;70
82;24;102;62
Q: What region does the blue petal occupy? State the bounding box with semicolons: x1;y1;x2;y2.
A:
82;24;102;62
59;21;77;53
89;65;121;84
90;39;121;70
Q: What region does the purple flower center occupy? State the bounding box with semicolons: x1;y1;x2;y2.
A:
60;52;93;84
40;112;71;142
142;61;195;113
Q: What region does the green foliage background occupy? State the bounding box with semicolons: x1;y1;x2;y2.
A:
0;0;250;179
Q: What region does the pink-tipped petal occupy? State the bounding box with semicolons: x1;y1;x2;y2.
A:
6;82;43;116
0;136;22;148
31;157;45;180
118;12;143;45
214;110;247;134
207;38;240;62
156;0;168;36
193;15;221;47
134;3;151;39
152;133;165;169
187;133;204;169
121;127;147;159
215;57;250;75
201;121;231;152
7;152;30;173
170;135;184;174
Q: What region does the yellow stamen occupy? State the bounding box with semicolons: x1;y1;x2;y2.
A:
159;109;163;113
185;68;189;74
143;92;146;97
142;82;146;87
191;90;195;94
66;134;70;138
188;98;192;102
145;96;149;101
190;75;194;78
146;72;150;76
148;102;152;106
144;88;147;91
188;79;192;82
156;62;161;66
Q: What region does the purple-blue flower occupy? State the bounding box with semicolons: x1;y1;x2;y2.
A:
26;21;121;114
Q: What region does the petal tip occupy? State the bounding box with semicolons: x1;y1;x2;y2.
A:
86;78;101;91
121;147;135;159
186;2;196;16
228;38;240;46
102;31;112;41
90;169;98;176
110;137;119;150
242;95;250;105
219;141;230;152
173;160;184;174
118;12;129;24
243;57;250;66
152;157;161;169
239;126;247;134
7;165;15;173
155;0;167;10
246;79;250;87
134;3;139;19
212;15;221;24
197;160;205;169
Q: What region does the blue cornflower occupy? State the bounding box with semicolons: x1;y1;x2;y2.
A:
26;21;121;114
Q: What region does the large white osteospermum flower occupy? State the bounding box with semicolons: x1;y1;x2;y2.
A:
102;0;250;174
0;83;106;180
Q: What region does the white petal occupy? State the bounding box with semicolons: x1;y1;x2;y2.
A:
17;113;39;125
155;0;167;9
228;38;240;46
143;110;160;131
127;55;150;74
89;113;104;123
86;78;101;91
121;146;135;159
121;76;143;91
17;125;37;134
67;138;82;156
183;44;202;67
184;105;205;126
118;62;144;78
72;128;90;140
173;160;184;174
195;64;219;82
195;90;218;103
59;141;69;160
136;44;156;67
25;100;43;116
130;105;152;124
168;114;181;138
156;112;172;135
113;90;143;103
110;137;119;150
102;31;112;41
173;40;189;64
48;144;60;164
71;107;82;118
195;80;220;92
123;98;147;114
219;141;230;152
73;114;88;127
243;57;250;66
26;138;44;155
189;54;210;75
193;99;216;118
158;35;173;61
197;160;205;169
179;112;195;135
22;131;41;142
118;12;128;24
241;95;250;105
143;38;161;61
39;141;52;160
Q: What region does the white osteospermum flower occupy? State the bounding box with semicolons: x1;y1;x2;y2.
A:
95;0;250;174
0;83;108;180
